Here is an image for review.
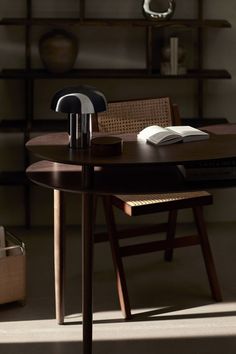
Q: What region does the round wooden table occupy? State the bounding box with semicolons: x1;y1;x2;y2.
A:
26;131;236;354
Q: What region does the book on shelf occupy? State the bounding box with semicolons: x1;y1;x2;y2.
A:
160;36;187;76
137;125;209;146
178;158;236;181
170;37;178;75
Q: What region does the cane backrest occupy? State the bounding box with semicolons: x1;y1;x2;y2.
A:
97;97;173;133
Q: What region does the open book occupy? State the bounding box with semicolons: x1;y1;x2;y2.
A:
137;125;209;146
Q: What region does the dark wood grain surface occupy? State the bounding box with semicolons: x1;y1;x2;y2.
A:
26;132;236;167
26;160;236;195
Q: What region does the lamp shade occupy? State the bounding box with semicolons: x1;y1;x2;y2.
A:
51;85;107;114
51;85;107;149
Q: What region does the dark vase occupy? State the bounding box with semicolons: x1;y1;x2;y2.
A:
39;29;78;74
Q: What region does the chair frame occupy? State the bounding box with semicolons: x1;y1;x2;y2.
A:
53;97;222;324
94;97;222;319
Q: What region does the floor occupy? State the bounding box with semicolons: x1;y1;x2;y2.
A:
0;223;236;354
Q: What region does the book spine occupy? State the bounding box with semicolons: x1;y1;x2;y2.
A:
175;37;178;75
185;158;236;169
178;165;236;181
170;37;178;75
170;37;175;75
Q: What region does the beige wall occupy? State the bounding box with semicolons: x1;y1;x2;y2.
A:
0;0;235;225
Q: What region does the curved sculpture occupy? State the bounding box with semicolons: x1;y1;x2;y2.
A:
143;0;176;20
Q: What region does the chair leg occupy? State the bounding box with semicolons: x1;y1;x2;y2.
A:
193;206;222;302
54;189;66;324
164;209;178;262
102;196;132;319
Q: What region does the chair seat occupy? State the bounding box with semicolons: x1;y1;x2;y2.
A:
112;191;212;216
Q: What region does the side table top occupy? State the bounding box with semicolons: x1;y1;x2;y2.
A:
26;160;187;194
26;159;236;194
26;132;236;167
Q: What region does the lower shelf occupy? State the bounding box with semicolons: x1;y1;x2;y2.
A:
0;68;232;80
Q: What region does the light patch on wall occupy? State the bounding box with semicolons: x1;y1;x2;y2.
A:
0;133;25;170
0;1;25;17
85;0;142;18
0;187;25;226
32;0;80;18
0;81;25;118
0;27;25;69
78;27;146;69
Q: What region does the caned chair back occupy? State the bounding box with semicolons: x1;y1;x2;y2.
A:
97;97;174;133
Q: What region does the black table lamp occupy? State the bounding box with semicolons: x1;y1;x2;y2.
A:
51;86;107;149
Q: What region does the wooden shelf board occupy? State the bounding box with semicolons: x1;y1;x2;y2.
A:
0;119;68;133
0;68;231;80
0;18;231;28
153;69;232;80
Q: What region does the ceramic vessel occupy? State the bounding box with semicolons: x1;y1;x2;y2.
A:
39;29;78;74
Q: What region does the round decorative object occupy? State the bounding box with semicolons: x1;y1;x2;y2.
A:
143;0;176;20
39;29;78;74
91;136;123;156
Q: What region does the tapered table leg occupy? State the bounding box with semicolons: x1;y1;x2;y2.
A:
81;192;94;354
54;189;65;325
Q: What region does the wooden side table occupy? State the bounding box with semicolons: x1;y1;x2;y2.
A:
26;132;236;354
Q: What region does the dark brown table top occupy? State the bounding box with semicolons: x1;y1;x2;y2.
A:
26;132;236;167
26;131;236;194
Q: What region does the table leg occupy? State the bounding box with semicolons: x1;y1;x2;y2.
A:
54;189;65;325
82;192;94;354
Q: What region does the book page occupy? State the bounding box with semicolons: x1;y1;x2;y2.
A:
137;125;182;145
166;126;209;142
148;132;182;145
137;125;167;140
138;125;171;144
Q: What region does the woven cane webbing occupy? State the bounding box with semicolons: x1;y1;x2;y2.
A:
98;97;173;133
114;191;211;207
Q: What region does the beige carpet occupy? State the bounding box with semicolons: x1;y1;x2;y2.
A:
0;223;236;354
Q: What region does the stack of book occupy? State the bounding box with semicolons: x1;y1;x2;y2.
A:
161;37;187;76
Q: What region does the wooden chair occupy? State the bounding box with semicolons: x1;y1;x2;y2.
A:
94;97;222;319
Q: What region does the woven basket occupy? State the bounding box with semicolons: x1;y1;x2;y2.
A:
0;229;26;304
